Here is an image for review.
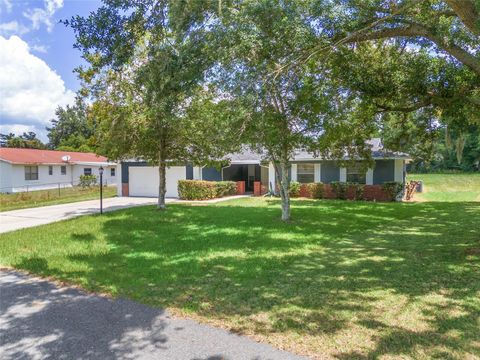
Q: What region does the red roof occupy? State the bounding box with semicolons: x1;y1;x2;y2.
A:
0;148;109;165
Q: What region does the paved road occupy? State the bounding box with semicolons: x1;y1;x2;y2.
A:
0;197;162;233
0;270;306;360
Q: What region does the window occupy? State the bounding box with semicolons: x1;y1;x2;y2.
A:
297;163;315;183
61;165;66;175
110;168;115;176
83;168;92;176
24;166;38;181
346;163;366;184
48;165;53;175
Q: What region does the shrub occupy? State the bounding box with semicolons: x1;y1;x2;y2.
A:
382;181;404;201
331;181;348;199
305;182;324;199
215;181;237;197
349;183;365;200
289;181;301;197
178;180;217;200
79;175;97;188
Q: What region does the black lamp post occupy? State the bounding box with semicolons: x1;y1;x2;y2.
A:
99;166;104;214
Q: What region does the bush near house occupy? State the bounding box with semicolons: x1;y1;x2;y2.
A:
178;180;237;200
79;175;97;188
215;181;237;198
289;181;402;202
289;181;301;197
290;182;325;199
382;181;404;201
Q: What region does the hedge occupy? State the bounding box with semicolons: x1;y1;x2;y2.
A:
382;181;404;201
178;180;237;200
215;181;237;197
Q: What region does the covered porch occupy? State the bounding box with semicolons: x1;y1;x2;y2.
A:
221;162;269;192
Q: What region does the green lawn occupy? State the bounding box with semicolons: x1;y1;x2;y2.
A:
408;173;480;202
0;198;478;359
0;186;117;212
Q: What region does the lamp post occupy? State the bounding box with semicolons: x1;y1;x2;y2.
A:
99;166;104;214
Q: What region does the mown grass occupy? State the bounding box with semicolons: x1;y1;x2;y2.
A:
0;185;117;212
407;173;480;202
0;197;478;359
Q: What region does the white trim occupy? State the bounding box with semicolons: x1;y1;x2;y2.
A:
291;164;297;182
339;168;347;182
366;168;373;185
230;160;261;165
74;161;116;166
314;163;321;182
394;159;404;183
117;163;122;196
268;162;276;193
193;167;202;180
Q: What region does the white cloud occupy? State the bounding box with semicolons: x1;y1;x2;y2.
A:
0;21;29;35
0;35;75;138
0;0;12;14
0;124;37;136
31;43;48;53
23;0;64;33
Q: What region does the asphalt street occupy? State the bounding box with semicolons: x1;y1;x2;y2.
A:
0;270;307;360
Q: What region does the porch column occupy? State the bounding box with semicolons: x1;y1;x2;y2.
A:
193;167;202;180
339;168;347;182
366;168;374;185
314;163;321;183
291;164;297;182
394;159;404;183
268;162;276;194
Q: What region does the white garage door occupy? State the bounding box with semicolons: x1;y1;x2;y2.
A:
129;166;186;198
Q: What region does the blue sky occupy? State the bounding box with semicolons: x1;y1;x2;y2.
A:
0;0;103;141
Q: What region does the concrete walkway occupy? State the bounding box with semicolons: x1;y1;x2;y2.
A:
0;195;251;234
0;197;160;233
0;270;306;360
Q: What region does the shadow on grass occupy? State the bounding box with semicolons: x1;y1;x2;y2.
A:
6;199;480;358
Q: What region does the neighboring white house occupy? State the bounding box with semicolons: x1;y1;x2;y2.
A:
0;148;117;193
117;139;410;198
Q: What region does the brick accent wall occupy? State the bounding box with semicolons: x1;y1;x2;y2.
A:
236;181;245;195
253;181;267;196
122;183;129;197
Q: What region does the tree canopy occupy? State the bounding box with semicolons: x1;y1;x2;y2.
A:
46;97;96;152
67;0;233;209
0;132;46;149
63;0;479;220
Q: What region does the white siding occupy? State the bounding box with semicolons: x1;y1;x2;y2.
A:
10;164;70;192
0;161;13;193
6;163;117;193
73;165;117;186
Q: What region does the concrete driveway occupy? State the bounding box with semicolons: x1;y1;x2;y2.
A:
0;270;306;360
0;197;164;233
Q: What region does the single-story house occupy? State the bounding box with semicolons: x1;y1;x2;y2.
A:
0;148;117;193
117;139;410;198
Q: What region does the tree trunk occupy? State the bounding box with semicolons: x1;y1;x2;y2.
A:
274;160;291;221
158;153;167;210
